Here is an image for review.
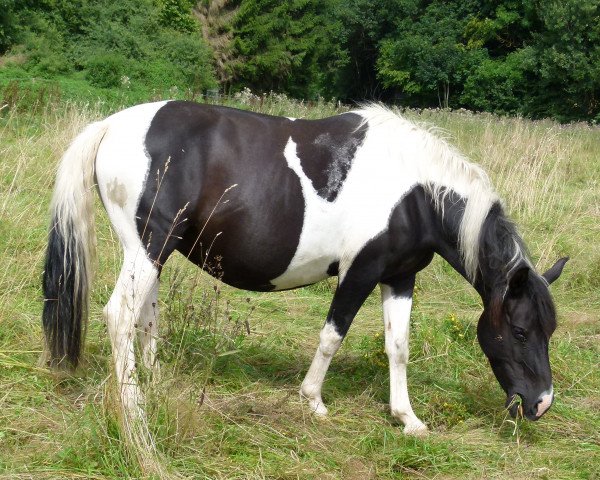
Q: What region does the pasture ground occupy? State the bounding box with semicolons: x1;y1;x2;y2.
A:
0;96;599;479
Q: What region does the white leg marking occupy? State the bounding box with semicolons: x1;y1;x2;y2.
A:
104;252;159;416
381;284;427;435
300;322;343;416
138;279;159;371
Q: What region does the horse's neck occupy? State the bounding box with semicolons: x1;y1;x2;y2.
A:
431;195;525;302
429;192;474;285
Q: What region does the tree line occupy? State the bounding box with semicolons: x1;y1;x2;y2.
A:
1;0;599;121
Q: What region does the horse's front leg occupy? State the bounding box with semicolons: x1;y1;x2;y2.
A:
301;271;379;416
380;277;427;435
300;322;342;415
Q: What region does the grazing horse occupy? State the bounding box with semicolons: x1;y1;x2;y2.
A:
42;102;567;433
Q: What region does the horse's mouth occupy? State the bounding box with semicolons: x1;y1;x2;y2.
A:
506;393;543;421
505;393;522;418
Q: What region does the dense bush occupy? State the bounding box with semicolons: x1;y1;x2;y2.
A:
86;53;128;88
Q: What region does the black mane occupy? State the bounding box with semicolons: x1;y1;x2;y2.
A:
478;202;528;290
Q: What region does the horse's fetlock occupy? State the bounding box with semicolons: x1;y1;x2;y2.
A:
300;382;319;399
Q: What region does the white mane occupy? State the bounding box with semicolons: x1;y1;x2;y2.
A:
354;104;501;281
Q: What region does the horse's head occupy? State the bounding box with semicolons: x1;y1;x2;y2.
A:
477;257;568;420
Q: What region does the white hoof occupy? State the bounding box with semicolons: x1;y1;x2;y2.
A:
309;399;328;416
403;421;428;436
300;390;329;416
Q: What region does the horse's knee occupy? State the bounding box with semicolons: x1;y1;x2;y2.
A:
319;323;343;357
386;339;409;364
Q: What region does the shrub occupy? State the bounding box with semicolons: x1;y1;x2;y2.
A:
85;53;128;89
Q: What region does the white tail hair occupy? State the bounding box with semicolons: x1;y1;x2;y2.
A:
52;120;108;301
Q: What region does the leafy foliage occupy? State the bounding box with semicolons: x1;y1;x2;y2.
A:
159;0;198;33
229;0;346;98
3;0;216;95
377;1;485;108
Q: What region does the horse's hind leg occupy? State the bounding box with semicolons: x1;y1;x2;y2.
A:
380;277;427;435
137;280;159;372
104;250;159;414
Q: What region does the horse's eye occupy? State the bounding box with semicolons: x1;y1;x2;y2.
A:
512;327;527;343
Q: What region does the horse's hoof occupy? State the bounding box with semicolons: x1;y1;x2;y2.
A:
310;400;328;417
403;422;428;436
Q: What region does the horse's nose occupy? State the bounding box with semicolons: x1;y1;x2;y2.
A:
534;387;554;417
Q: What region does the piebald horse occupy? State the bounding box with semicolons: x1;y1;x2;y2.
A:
42;102;567;433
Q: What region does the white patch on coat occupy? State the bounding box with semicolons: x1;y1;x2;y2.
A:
96;101;168;252
272;129;418;289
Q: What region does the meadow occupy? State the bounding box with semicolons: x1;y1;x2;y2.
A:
0;92;598;479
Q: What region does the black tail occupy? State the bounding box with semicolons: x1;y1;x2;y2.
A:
42;218;88;368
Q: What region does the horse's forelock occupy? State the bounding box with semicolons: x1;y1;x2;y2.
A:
486;276;557;337
488;289;505;330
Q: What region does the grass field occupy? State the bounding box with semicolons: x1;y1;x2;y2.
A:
0;94;599;479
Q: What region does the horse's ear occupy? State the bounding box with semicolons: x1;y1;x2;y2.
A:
508;266;529;295
542;257;569;285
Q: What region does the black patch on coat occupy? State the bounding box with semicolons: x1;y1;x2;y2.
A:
139;102;303;290
326;261;339;276
324;186;464;337
292;114;366;201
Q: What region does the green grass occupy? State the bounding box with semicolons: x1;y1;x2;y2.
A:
0;95;598;479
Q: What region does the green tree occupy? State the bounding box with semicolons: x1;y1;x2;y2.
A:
159;0;198;33
0;0;19;54
376;1;485;107
230;0;345;97
460;48;533;114
194;0;241;88
527;0;600;120
331;0;399;100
